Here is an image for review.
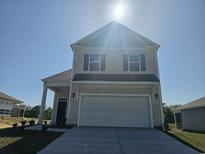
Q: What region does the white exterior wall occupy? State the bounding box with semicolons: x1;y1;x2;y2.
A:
72;47;158;75
182;108;205;132
0;98;14;116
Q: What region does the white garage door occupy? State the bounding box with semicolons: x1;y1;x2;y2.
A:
78;94;152;128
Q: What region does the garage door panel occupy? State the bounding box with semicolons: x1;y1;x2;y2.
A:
79;95;151;127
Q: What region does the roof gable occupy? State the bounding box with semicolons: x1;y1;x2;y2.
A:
71;21;159;48
42;69;72;82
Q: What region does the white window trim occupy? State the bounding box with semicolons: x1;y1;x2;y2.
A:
87;53;103;72
127;54;144;72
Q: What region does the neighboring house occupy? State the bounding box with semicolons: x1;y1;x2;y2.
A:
174;96;205;132
39;21;164;128
0;91;24;117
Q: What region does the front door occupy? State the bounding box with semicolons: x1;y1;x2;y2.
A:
56;98;67;125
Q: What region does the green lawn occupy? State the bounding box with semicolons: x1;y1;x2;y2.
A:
0;128;62;154
168;123;205;153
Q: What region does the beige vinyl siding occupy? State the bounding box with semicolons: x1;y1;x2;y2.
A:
72;47;158;75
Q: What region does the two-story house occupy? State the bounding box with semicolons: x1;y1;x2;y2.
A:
0;91;24;117
39;21;164;128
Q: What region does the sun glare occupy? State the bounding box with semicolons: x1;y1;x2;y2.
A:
113;3;125;19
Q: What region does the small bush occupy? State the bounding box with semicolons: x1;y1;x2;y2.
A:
44;120;48;125
21;120;27;127
42;120;48;132
13;123;18;128
28;120;35;126
164;117;170;131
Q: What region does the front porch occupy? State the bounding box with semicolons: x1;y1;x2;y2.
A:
38;69;72;126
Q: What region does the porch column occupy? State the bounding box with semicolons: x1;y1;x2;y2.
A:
38;83;48;125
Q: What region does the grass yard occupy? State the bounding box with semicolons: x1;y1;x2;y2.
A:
0;128;62;154
168;123;205;153
0;117;39;128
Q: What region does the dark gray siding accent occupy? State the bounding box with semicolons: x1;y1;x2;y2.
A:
73;74;159;82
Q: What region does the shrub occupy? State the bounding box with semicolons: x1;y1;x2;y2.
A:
28;120;35;126
164;117;170;131
21;120;27;127
42;120;48;132
44;120;47;125
13;123;18;128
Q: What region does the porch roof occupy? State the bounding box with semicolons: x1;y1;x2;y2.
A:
42;69;72;82
42;69;72;89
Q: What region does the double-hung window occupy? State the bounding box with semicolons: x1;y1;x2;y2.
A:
84;53;105;71
123;54;146;71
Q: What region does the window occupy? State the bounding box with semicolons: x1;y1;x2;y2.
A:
123;54;146;71
0;109;5;114
5;110;10;114
84;53;105;71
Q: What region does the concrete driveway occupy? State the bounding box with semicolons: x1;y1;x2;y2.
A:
38;127;199;154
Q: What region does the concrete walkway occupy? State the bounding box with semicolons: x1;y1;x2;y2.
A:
38;127;199;154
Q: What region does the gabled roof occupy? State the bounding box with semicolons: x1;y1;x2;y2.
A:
175;96;205;111
71;21;160;48
0;91;23;103
42;69;72;82
73;74;159;82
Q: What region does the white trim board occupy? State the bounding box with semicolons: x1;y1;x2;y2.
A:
77;93;153;128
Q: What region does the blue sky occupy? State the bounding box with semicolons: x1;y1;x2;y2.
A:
0;0;204;107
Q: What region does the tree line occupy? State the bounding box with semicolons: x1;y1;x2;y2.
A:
24;105;52;120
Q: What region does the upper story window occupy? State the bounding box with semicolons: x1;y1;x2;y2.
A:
123;54;146;71
84;53;105;71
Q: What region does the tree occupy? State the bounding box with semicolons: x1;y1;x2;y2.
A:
44;107;52;120
164;105;174;123
163;104;182;123
24;105;40;118
163;104;182;130
24;105;52;119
